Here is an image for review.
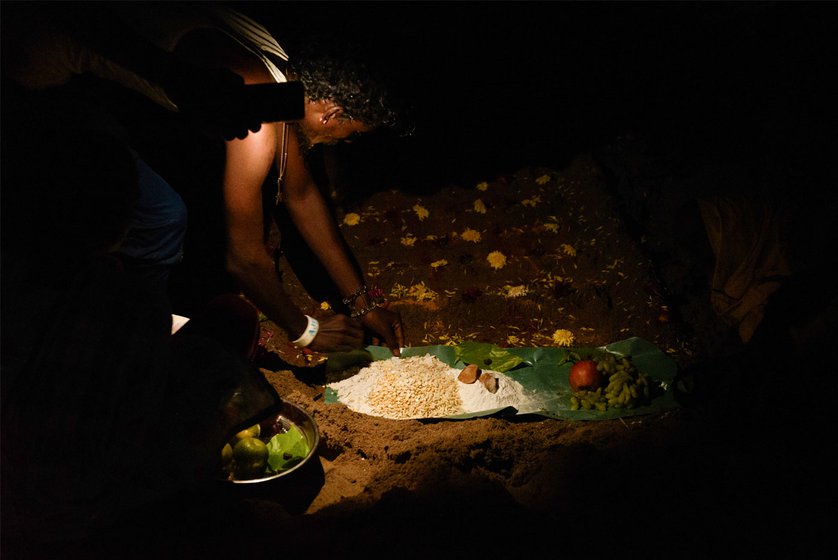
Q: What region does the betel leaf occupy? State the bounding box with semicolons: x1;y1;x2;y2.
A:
266;425;310;472
454;341;524;372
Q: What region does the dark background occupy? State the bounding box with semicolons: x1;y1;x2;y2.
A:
240;1;836;198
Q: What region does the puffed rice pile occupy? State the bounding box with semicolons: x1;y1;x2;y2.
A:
330;354;463;419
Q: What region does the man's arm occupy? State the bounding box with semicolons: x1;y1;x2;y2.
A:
281;135;405;355
222;127;364;352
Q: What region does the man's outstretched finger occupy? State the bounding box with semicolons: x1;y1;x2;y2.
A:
393;318;405;349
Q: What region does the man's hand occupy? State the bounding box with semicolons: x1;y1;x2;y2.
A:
361;307;405;357
306;314;365;353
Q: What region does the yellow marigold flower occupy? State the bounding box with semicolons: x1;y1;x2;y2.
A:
536;174;551;185
473;199;487;214
461;228;482;243
487;251;507;270
503;284;528;298
413;204;429;221
430;259;448;269
320;301;332;311
476;181;489;191
544;222;559;233
343;212;361;226
400;234;417;247
560;243;576;257
552;329;575;347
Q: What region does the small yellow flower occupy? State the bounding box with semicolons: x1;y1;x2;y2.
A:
343;212;361;226
544;222;559;233
400;234;417;247
552;329;575;346
536;174;551;185
320;301;332;311
476;181;489;191
487;251;507;270
461;228;482;243
473;199;487;214
560;243;577;257
413;204;429;221
430;259;448;269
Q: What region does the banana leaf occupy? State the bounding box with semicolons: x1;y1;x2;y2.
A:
324;337;679;421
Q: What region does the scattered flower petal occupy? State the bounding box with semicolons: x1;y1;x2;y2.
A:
400;234;417;247
487;251;507;270
407;281;438;301
343;213;361;226
536;174;551;185
476;181;489;191
544;222;559;233
473;199;487;214
506;335;520;345
430;259;448;269
413;204;429;221
560;243;577;256
503;284;528;298
320;301;332;311
390;283;409;299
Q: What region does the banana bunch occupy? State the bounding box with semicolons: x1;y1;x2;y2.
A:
569;354;652;411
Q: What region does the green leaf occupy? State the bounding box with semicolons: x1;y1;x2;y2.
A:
326;338;680;421
454;341;524;372
266;425;310;472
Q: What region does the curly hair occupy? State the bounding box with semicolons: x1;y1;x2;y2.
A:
287;35;414;137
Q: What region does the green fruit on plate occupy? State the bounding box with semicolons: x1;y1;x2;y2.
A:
235;424;261;440
232;437;269;480
221;442;233;467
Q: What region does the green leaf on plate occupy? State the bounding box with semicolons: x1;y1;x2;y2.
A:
454;341;524;372
266;425;309;472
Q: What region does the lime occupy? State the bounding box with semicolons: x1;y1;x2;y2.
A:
235;424;261;440
221;442;233;468
232;437;269;480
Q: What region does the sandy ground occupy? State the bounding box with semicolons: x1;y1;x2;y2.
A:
210;148;834;558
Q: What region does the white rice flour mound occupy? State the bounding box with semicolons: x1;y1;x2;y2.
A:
328;354;534;420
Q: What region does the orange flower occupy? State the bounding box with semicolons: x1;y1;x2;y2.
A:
343;212;361;226
487;251;507;270
460;228;482;243
552;329;575;346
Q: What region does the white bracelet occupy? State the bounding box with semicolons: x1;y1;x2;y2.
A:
291;315;319;347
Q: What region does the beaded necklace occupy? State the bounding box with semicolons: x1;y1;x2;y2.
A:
274;122;289;205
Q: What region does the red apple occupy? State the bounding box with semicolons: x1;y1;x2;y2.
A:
569;360;602;391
